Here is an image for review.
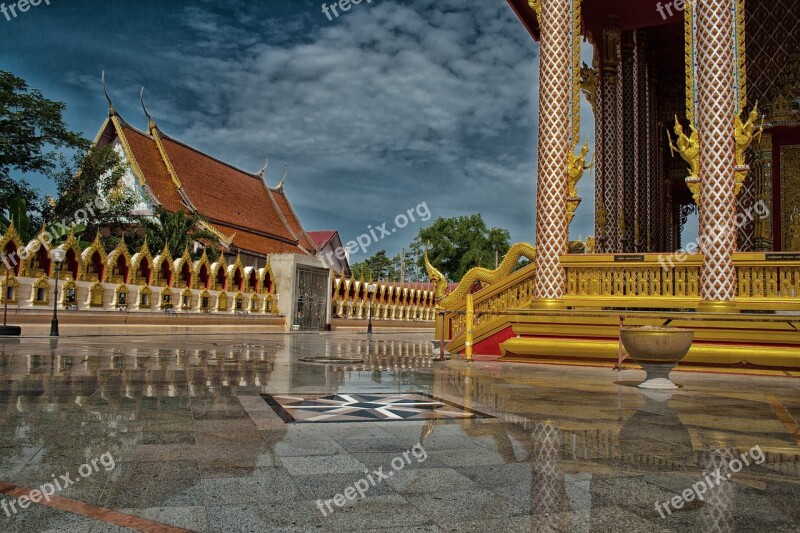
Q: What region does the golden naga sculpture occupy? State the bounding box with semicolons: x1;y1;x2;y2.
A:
440;242;536;308
566;138;593;225
667;116;700;204
423;245;449;301
734;102;763;197
528;0;541;17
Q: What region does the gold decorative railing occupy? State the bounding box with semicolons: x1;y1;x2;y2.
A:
734;252;800;310
443;262;536;340
561;254;702;307
442;251;800;348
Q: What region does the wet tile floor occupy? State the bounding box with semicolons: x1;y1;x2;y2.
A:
0;332;798;532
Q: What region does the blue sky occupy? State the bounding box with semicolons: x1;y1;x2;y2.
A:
1;0;601;260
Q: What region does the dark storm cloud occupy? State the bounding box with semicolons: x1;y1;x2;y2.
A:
0;0;597;259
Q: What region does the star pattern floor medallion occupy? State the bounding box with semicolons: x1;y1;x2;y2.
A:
261;392;492;423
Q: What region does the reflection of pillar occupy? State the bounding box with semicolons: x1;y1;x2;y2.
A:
530;423;567;530
700;448;737;533
532;0;573;306
697;0;738;311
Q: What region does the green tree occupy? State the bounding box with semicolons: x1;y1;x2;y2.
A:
137;206;221;260
45;145;136;250
349;250;398;281
0;70;88;215
409;214;511;281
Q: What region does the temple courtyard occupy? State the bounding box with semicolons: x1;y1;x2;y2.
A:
0;331;798;532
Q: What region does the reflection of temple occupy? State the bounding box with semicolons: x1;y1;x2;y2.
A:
428;364;800;530
436;1;800;365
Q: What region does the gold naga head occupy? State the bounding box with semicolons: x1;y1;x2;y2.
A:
424;243;448;300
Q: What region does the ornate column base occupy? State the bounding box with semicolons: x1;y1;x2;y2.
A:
532;298;567;310
696;300;739;313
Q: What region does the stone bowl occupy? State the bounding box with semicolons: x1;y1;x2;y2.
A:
620;326;694;390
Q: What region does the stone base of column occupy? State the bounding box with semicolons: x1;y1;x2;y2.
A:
696;300;739;314
532;298;567;310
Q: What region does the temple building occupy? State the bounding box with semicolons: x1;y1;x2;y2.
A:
433;0;800;367
308;230;352;276
0;94;437;330
95;97;317;266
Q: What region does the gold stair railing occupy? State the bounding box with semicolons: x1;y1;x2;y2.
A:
443;251;800;351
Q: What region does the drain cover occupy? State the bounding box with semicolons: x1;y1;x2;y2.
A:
298;357;364;365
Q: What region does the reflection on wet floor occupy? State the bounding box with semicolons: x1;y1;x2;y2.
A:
0;332;798;532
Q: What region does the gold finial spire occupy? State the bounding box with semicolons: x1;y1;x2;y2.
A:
102;71;117;117
140;87;157;133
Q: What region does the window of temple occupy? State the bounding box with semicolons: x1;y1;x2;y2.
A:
250;296;259;312
117;289;128;308
112;256;129;284
179;263;191;289
235;294;243;310
88;252;104;282
30;247;51;278
89;283;104;307
35;287;47;304
65;287;76;304
140;291;150;308
198;265;210;290
217;292;228;311
64;249;79;280
137;258;151;285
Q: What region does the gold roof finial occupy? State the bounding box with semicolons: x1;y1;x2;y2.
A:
140;87;157;133
257;152;269;179
101;71;117;117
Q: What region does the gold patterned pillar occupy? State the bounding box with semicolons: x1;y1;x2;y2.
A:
532;0;573;307
696;0;739;312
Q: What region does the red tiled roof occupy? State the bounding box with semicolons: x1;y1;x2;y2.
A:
270;188;315;251
308;231;336;249
159;135;296;243
121;125;184;212
209;222;305;255
109;117;312;257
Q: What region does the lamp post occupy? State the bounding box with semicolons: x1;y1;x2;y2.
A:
49;248;66;337
367;282;377;334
